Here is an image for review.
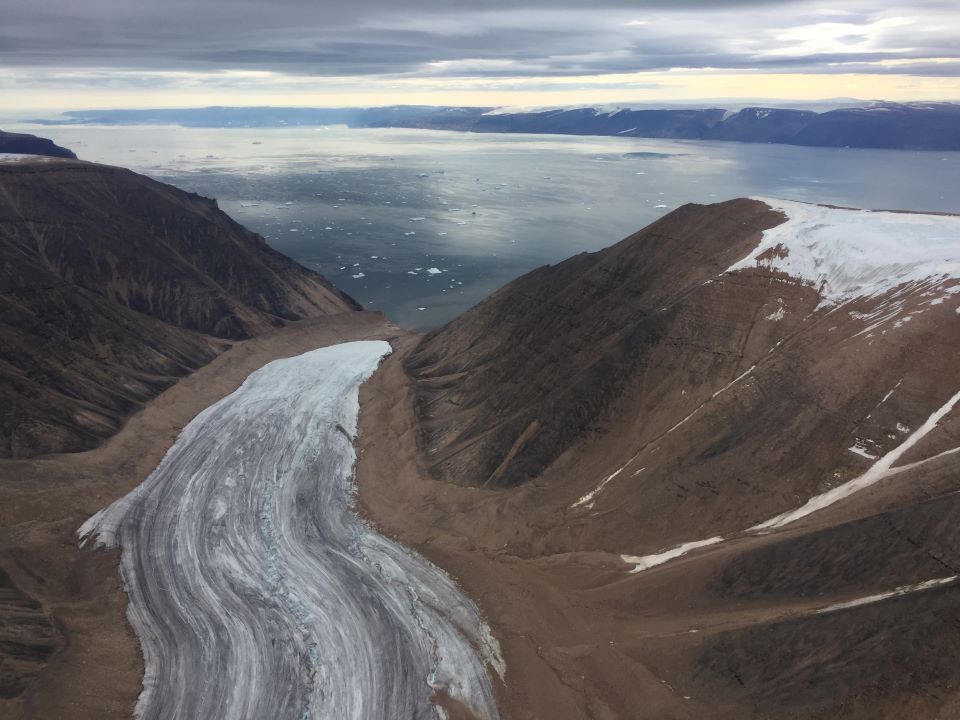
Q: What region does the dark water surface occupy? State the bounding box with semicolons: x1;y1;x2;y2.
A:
15;124;960;329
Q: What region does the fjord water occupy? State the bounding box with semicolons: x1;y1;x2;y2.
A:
17;123;960;328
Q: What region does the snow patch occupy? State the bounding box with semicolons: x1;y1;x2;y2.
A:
817;576;958;614
76;342;503;718
753;386;960;531
571;463;643;510
766;298;786;321
848;439;879;460
622;537;724;574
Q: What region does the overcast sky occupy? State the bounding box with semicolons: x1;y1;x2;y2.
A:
2;0;958;110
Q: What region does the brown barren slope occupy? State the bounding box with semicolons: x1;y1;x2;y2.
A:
0;157;358;458
359;198;960;719
405;198;786;489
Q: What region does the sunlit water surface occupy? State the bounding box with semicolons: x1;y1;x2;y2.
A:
13;123;960;329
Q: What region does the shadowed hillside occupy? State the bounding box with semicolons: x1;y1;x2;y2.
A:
0;158;359;458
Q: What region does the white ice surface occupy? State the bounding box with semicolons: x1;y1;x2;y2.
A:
727;199;960;308
78;342;502;720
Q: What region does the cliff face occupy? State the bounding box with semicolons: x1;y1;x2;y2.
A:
0;158;359;458
398;198;960;718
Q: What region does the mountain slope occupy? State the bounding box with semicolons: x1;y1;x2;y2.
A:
384;198;960;719
406;198;786;488
0;158;359;458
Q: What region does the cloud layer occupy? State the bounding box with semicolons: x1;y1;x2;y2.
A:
3;0;959;80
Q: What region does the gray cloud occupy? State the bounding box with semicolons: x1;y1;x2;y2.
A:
1;0;958;81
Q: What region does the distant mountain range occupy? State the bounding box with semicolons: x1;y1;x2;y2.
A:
33;101;960;151
396;197;960;718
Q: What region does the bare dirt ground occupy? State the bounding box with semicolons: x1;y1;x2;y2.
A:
355;333;960;720
0;311;399;720
355;336;694;720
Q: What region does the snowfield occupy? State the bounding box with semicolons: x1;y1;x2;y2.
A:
728;199;960;307
79;341;502;720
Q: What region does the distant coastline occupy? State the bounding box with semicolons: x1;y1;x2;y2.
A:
30;100;960;151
